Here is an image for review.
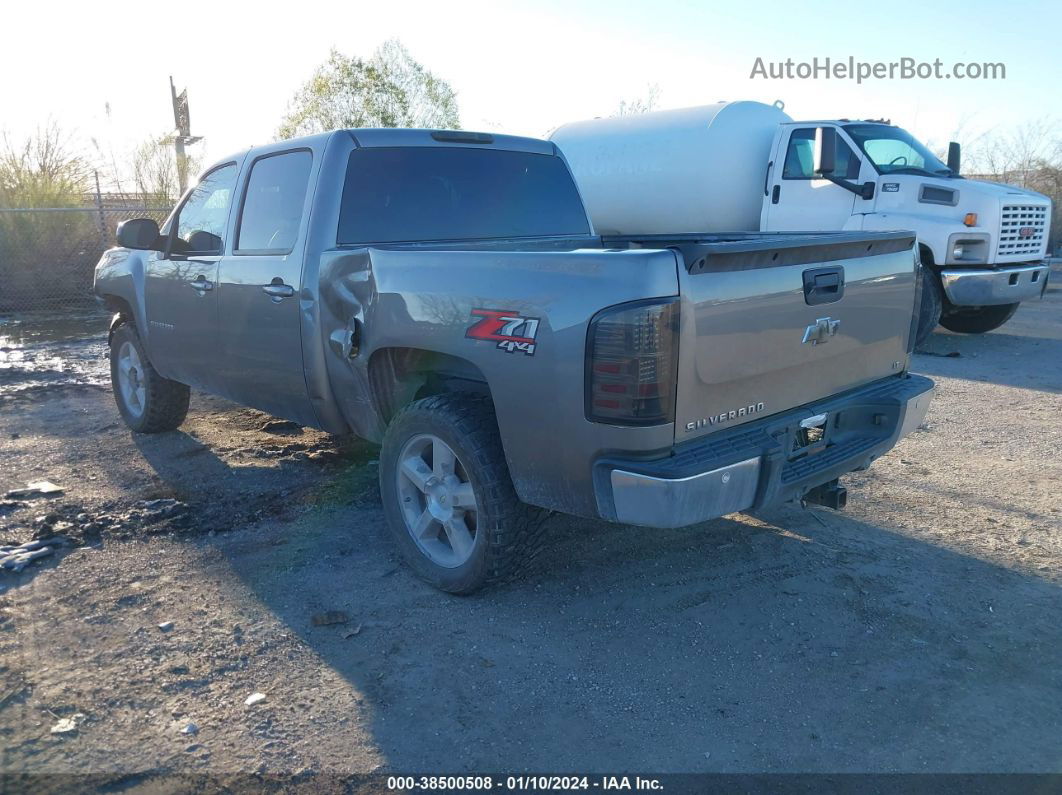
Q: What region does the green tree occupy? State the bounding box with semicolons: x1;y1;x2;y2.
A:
277;40;460;139
0;122;90;208
0;124;97;308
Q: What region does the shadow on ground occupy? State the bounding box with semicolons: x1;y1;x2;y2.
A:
214;486;1062;772
912;276;1062;393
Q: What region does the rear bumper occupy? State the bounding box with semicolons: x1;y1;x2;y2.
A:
940;263;1049;306
595;374;934;528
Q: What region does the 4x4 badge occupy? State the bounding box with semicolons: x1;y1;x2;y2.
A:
466;309;540;356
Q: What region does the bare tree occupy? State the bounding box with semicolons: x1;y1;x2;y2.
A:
613;84;661;117
130;135;200;204
960;117;1061;249
964;118;1056;186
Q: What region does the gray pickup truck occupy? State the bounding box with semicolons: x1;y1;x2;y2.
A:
94;128;933;592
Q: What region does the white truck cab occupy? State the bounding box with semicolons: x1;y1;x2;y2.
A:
766;118;1050;334
552;102;1052;341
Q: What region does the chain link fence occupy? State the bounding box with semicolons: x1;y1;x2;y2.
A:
0;206;171;313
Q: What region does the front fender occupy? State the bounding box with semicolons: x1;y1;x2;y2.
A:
94;247;150;341
860;212;959;266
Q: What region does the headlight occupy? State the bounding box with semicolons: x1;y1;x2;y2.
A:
946;233;990;264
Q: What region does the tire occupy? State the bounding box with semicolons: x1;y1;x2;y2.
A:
914;267;943;349
939;303;1019;334
379;393;548;594
109;323;190;433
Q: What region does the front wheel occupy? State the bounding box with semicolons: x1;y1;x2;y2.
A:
914;267;943;348
110;324;190;433
939;303;1019;334
379;393;548;594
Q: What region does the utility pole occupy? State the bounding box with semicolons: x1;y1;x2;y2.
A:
169;76;203;194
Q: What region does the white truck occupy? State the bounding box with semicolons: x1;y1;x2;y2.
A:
551;102;1052;344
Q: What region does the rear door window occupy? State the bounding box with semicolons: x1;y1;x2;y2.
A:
236;150;312;255
337;147;590;244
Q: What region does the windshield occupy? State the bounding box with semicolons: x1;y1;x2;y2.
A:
337;147;591;244
844;124;954;177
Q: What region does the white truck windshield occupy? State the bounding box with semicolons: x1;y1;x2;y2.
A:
844;124;954;177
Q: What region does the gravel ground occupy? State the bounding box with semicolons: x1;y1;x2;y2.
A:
0;267;1060;781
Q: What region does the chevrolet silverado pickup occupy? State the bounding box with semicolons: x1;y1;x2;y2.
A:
94;128;934;593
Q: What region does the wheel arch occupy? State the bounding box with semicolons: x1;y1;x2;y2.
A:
101;294;136;345
367;346;494;426
918;241;936;267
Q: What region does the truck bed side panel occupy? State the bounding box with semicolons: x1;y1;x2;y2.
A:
314;246;681;518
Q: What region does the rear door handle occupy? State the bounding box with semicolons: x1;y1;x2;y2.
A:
262;281;295;300
771;184;781;204
189;276;213;292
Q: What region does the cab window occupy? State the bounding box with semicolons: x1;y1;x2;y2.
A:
336;147;590;244
235;150;313;255
171;163;237;255
782;128;860;180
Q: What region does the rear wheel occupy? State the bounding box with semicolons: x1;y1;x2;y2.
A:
939;303;1019;334
110;324;190;433
379;393;548;594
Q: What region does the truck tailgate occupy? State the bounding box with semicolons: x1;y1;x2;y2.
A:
668;232;917;442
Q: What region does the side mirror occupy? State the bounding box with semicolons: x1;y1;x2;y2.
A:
116;218;162;251
815;127;837;176
947;141;961;174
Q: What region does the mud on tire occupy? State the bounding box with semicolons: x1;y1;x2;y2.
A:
379;393;549;594
109;323;190;433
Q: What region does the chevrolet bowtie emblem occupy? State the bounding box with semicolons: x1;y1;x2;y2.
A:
802;317;841;345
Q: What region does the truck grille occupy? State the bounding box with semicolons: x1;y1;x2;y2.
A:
998;204;1048;259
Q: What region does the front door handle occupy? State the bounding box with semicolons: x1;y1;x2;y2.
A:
262;280;295;300
189;276;213;292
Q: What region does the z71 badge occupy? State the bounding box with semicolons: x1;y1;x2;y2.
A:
465;309;540;356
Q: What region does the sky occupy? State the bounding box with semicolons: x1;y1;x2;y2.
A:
2;0;1058;181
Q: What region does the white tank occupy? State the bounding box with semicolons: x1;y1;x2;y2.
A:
551;101;792;234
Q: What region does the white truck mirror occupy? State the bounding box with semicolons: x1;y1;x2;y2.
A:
815;127;837;176
947;142;961;174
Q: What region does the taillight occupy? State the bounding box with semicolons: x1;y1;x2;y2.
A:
586;298;678;425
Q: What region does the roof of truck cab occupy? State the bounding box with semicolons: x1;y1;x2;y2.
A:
347;128;556;154
225;128;555;158
199;129;558;179
782;120;892;126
